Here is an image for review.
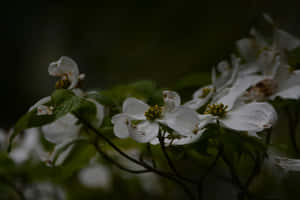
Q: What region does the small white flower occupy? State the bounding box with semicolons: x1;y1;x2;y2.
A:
203;93;277;133
29;92;104;145
10;128;47;164
185;56;241;110
184;85;214;110
24;181;66;200
243;62;300;101
112;90;201;143
78;160;112;190
48;56;85;89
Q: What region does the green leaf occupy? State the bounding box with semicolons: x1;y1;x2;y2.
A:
175;72;211;90
89;80;162;116
8;109;55;152
8;89;98;152
56;140;96;180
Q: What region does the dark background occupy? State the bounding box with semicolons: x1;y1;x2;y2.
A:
2;0;300;128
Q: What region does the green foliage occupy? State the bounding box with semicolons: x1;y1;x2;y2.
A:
56;140;96;181
88;80;163;116
8;89;98;152
174;72;211;101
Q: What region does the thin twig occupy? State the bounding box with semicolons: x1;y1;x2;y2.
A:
286;108;300;156
78;116;196;200
147;143;157;168
94;143;151;174
158;132;197;185
197;146;223;200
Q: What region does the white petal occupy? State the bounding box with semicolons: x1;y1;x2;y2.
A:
163;90;181;112
272;70;300;99
277;70;300;91
111;114;130;139
214;60;232;91
129;121;159;143
216;75;264;110
72;88;85;97
220;102;277;132
272;86;300;100
48;141;74;166
48;56;80;89
273;64;291;86
263;13;274;25
184;85;213;110
86;98;104;128
42;114;80;144
236;38;258;62
161;107;200;136
272;156;300;172
29;96;51;111
198;114;216;129
79;164;111;189
216;55;240;93
122;97;148;120
250;28;268;47
258;51;279;77
10;129;41;163
247;131;260;138
274;29;300;51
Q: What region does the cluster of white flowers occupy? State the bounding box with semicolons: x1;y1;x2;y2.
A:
18;14;300;170
4;14;300;200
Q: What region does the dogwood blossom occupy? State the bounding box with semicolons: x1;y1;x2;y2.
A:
48;56;85;89
112;90;201;143
9;128;47;164
184;56;240;110
202;90;277;134
237;15;300;76
235;16;300;101
78;157;112;190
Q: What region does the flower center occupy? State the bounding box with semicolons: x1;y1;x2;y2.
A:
204;103;228;118
55;75;71;89
199;87;212;98
245;79;277;100
145;105;162;121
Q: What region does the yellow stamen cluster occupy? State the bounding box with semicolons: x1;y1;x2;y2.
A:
199;87;212;98
55;75;71;89
204;103;228;118
145;105;162;121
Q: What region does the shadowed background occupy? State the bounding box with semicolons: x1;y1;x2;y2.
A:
2;0;300;128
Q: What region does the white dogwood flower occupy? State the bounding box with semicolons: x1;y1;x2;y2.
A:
10;128;48;164
150;114;214;146
237;16;300;77
184;56;241;110
202;90;277;133
48;56;85;89
78;158;112;190
242;60;300;101
112;90;201;143
29;93;104;145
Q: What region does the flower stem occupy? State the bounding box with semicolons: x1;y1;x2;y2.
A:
197;145;223;200
78;116;196;200
286;108;300;156
94;142;151;174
